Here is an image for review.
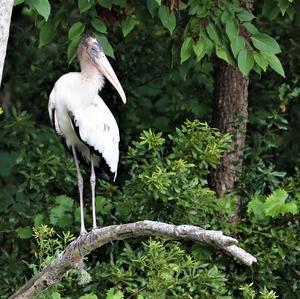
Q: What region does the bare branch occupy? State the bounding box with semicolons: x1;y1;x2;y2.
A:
10;220;257;299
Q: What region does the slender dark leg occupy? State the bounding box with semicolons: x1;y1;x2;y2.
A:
90;152;97;229
72;146;87;235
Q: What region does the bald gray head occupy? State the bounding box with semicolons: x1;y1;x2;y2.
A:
77;36;126;103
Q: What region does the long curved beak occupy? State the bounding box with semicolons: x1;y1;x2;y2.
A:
95;52;126;104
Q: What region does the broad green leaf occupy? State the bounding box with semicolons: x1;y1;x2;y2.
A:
230;36;245;58
221;9;231;24
243;22;258;34
237;9;255;22
97;0;112;9
91;19;107;33
158;5;176;34
68;22;85;41
79;293;98;299
253;52;268;71
27;0;51;21
55;195;74;208
206;23;221;45
106;288;124;299
281;202;298;215
14;0;24;5
34;214;44;227
193;39;205;61
154;0;161;5
262;1;280;20
225;19;239;41
264;189;289;217
113;0;125;5
0;106;3;115
147;0;159;18
265;53;285;77
67;35;81;63
95;33;115;58
39;21;55;47
201;31;214;57
122;18;138;37
278;0;290;15
247;196;266;220
216;46;233;65
17;227;33;239
180;37;192;63
78;0;94;13
251;33;281;54
237;49;254;75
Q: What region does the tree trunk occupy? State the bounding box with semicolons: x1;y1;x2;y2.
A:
0;0;14;87
209;59;249;200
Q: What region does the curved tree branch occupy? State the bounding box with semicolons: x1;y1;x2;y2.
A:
10;220;257;299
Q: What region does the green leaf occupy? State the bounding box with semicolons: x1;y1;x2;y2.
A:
193;39;205;60
97;0;112;9
95;33;115;58
264;189;289;217
158;5;176;34
67;35;81;63
27;0;51;21
68;22;85;41
237;9;255;22
225;19;239;41
0;106;3;115
147;0;159;18
230;36;245;58
253;52;268;71
265;53;285;77
106;288;124;299
55;195;74;208
17;227;33;239
251;33;281;54
262;1;280;20
281;202;298;215
39;21;55;47
247;196;266;220
122;18;138;37
206;23;221;45
14;0;24;5
78;0;94;13
278;0;290;15
180;37;192;64
91;19;107;33
216;46;233;65
79;293;98;299
221;9;231;24
34;214;44;227
243;22;258;34
237;49;254;75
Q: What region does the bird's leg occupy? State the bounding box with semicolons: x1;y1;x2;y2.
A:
72;146;87;235
90;152;97;230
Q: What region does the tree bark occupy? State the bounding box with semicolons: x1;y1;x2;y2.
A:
10;220;256;299
210;60;249;200
0;0;13;87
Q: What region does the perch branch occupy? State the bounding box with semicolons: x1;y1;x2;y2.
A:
10;220;257;299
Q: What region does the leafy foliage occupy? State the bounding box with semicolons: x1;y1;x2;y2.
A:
1;0;300;298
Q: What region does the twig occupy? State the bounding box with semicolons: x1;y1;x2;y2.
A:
9;220;257;299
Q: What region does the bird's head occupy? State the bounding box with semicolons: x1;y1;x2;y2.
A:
77;35;126;103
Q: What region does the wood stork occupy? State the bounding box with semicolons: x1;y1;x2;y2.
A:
48;36;126;236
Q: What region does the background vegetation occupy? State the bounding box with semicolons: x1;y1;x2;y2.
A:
0;0;299;298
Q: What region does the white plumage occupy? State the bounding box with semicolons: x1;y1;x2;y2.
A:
49;36;126;235
49;72;120;177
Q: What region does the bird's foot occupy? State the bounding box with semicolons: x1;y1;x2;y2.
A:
67;230;88;257
88;227;97;244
